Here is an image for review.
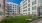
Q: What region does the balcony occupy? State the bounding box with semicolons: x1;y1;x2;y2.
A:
23;8;27;10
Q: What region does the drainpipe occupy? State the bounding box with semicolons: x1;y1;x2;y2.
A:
3;0;5;16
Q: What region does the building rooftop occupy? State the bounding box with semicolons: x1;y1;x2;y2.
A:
6;2;18;5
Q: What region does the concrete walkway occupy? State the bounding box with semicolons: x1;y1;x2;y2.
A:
30;18;42;23
37;20;42;23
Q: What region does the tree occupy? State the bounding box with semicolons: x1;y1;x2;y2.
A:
0;16;14;23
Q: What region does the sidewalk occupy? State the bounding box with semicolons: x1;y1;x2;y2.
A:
37;20;42;23
30;18;42;23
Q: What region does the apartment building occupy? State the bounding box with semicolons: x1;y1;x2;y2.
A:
6;2;20;15
20;1;23;15
20;0;42;15
0;0;3;15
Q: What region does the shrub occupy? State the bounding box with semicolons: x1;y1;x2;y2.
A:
0;16;37;23
0;16;14;23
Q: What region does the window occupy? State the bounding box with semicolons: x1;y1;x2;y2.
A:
9;11;12;12
23;0;27;4
7;4;9;7
40;0;42;3
0;4;1;7
23;13;25;14
23;10;27;12
23;6;27;9
23;3;27;6
10;4;12;6
32;11;36;14
9;5;12;8
28;4;30;7
28;8;30;11
13;9;14;10
40;6;42;9
28;0;30;3
13;5;14;6
23;13;27;14
7;11;9;12
13;7;14;8
28;12;30;15
32;6;36;10
23;8;27;12
15;9;16;10
9;9;12;10
32;0;36;5
13;11;14;12
40;12;42;15
12;13;14;14
15;6;16;8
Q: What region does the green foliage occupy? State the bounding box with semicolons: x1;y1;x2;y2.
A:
0;16;37;23
0;16;14;23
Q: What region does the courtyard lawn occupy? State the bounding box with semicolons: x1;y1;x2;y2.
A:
0;15;37;23
11;16;37;23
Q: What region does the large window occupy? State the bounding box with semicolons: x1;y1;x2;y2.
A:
40;6;42;9
28;0;30;3
32;11;36;14
40;6;42;15
28;4;30;7
23;3;27;6
32;0;36;5
23;0;27;3
40;12;42;15
32;6;36;10
28;8;30;11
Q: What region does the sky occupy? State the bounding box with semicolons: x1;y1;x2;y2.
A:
7;0;22;5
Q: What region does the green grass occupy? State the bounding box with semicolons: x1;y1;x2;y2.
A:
12;16;37;23
0;16;37;23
